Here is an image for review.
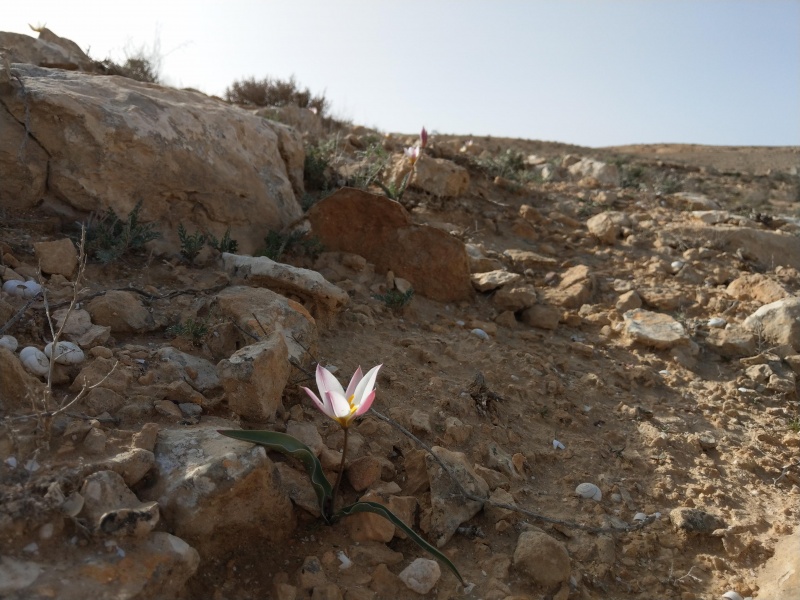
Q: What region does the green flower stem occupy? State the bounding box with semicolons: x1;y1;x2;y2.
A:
332;426;349;511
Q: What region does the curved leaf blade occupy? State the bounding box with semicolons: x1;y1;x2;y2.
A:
218;430;333;521
337;501;463;584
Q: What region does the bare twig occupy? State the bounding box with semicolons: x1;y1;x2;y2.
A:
369;408;656;535
0;297;37;335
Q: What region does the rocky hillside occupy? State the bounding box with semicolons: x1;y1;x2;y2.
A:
1;29;799;600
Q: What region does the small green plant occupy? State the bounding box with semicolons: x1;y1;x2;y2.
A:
257;230;323;262
304;136;339;191
84;199;160;263
473;149;536;183
620;164;648;189
218;364;463;584
177;224;208;264
166;317;209;347
349;140;392;190
207;227;239;254
788;418;800;433
373;288;414;310
655;173;682;195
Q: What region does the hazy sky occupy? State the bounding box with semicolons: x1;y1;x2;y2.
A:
6;1;800;147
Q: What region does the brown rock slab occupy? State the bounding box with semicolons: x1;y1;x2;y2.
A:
726;273;789;304
33;238;78;276
87;291;155;333
470;270;522;292
0;347;46;413
307;188;471;302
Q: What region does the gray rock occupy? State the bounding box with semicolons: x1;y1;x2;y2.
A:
140;418;295;556
470;270;522;292
425;446;489;547
398;558;441;594
624;309;689;349
155;347;221;394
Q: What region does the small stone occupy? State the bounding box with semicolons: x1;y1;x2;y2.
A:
520;304;560;330
616;290;642;312
346;456;383;492
409;409;433;435
286;421;325;456
132;423;159;451
154;400;183;419
179;403;203;417
310;584;343;600
697;433;717;451
82;428;107;455
669;507;726;534
470;270;522;292
513;530;571;588
297;556;327;591
398;558;441;595
624;308;689;349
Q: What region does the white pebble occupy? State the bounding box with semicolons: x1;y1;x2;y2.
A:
337;550;352;570
575;482;602;501
20;346;50;376
4;456;17;469
721;592;744;600
2;279;42;298
707;317;727;328
552;439;565;450
0;335;18;352
470;328;489;340
399;558;441;595
44;341;85;365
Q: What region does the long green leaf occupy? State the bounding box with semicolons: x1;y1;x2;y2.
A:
337;501;464;584
218;430;333;521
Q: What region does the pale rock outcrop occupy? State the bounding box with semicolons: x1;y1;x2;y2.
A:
1;64;302;254
624;309;689;349
567;158;619;186
470;270;522;292
502;248;558;270
704;325;757;358
307;188;472;302
541;264;595;308
390;154;469;197
222;253;348;324
255;105;323;139
493;285;538;312
754;531;800;600
141;418;296;556
743;297;800;350
0;29;95;71
586;211;630;244
663;225;800;272
217;333;291;421
726;273;789;304
213;285;318;362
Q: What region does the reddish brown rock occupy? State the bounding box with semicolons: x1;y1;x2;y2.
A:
307;188;472;302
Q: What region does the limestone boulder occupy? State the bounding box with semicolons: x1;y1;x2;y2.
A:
213;285;318;362
0;29;94;71
726;273;789;304
1;64;302;254
754;531;799;600
307;188;472;302
222;253;348;324
743;297;800;350
541;264;595;308
256;105;323;139
389;154;469;198
0;103;48;210
586;211;630;244
140;418;296;556
624;309;689;349
567;158;619;186
217;333;291;421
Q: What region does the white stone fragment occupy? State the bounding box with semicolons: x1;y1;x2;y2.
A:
0;335;18;352
575;482;602;501
2;279;42;298
44;341;85;365
19;347;50;376
399;558;441;594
